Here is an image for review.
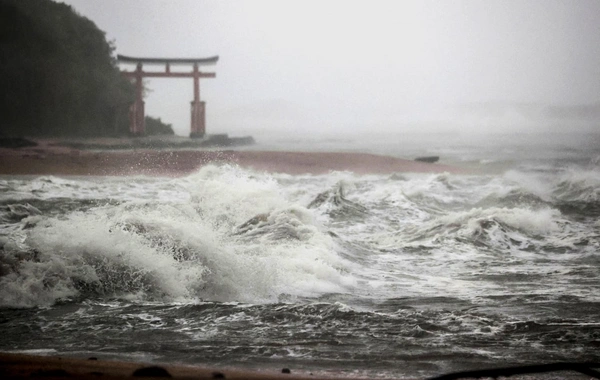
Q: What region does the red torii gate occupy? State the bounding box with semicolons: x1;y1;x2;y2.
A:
117;55;219;138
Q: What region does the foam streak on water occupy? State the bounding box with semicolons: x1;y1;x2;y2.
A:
1;141;600;378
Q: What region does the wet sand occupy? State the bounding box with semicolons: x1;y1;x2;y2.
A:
0;142;464;176
0;352;363;380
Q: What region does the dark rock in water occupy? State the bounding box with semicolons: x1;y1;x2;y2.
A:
212;372;226;378
0;137;37;148
282;368;291;374
132;366;172;377
415;156;440;163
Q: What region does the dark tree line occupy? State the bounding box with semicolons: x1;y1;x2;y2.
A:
145;116;174;136
0;0;136;137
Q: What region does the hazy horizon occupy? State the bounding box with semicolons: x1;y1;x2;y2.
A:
60;0;600;136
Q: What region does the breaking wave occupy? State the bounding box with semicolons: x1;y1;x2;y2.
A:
0;165;356;308
1;162;599;309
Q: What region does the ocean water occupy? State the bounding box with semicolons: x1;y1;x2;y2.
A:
1;132;599;378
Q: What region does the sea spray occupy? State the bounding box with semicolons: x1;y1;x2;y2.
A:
0;165;356;307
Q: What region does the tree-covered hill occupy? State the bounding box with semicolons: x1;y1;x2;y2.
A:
0;0;135;137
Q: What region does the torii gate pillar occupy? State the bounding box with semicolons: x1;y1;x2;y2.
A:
190;101;206;138
190;63;206;138
129;63;145;136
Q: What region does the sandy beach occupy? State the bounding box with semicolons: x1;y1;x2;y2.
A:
0;140;464;177
0;352;359;380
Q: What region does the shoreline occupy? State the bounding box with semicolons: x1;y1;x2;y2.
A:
0;352;350;380
0;141;467;177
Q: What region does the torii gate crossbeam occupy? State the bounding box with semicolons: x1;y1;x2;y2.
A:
117;55;218;138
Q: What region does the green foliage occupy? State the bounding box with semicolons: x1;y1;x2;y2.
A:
144;116;174;136
0;0;135;137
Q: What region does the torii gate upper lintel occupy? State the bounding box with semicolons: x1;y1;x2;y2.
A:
117;54;219;138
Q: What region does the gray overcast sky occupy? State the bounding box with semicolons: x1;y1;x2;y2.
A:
61;0;600;136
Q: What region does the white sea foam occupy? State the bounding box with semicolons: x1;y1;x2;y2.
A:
504;166;600;203
1;156;598;308
0;165;356;307
553;167;600;203
0;175;189;203
439;207;560;235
